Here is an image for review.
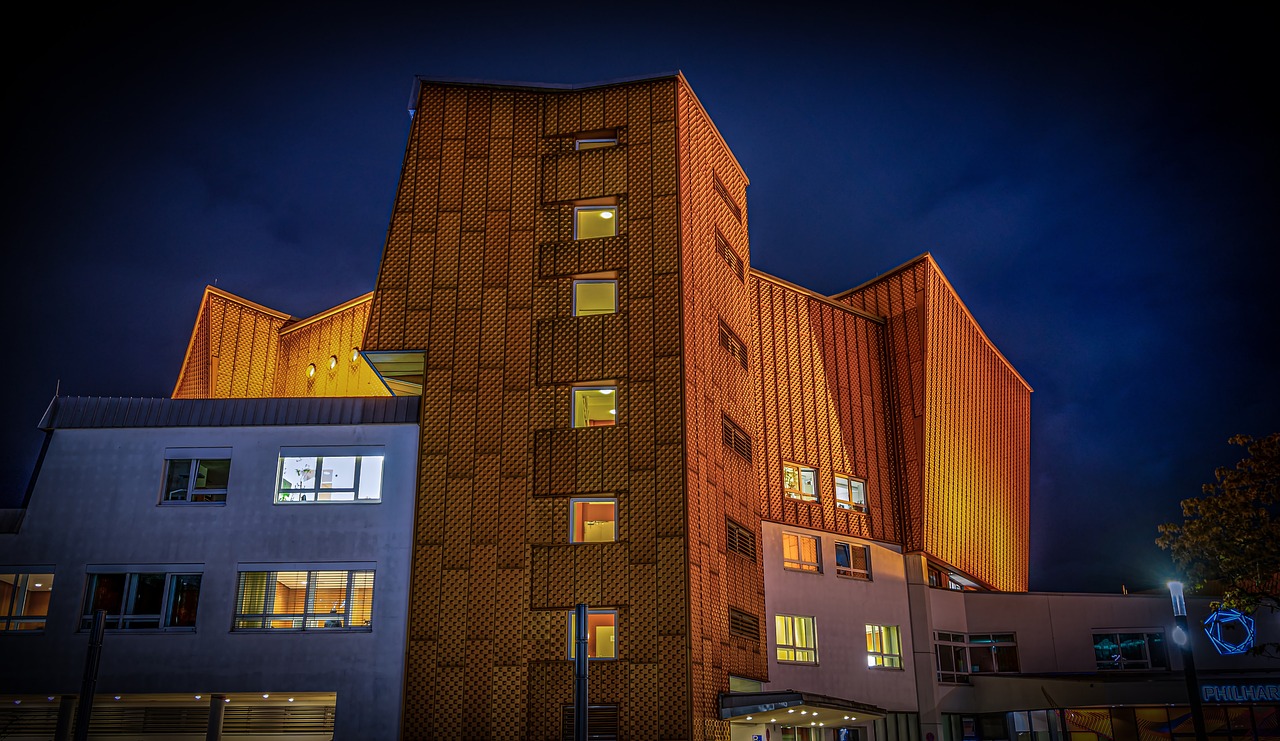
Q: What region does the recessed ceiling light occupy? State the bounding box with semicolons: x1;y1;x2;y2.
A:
801;710;807;715
34;583;42;588
262;694;269;699
600;211;613;219
288;698;295;703
788;709;795;714
844;716;850;720
224;698;231;703
599;389;613;395
609;409;616;415
745;716;752;720
114;696;121;701
12;700;20;705
195;695;202;700
47;697;54;702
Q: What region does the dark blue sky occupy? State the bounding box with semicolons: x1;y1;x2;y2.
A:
4;4;1275;593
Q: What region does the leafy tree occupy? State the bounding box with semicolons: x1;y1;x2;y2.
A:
1157;433;1280;614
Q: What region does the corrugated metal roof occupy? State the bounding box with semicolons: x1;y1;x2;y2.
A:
38;396;420;430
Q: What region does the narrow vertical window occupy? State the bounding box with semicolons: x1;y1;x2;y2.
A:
721;415;752;461
714;229;745;280
718;321;749;369
568;610;617;659
712;172;742;221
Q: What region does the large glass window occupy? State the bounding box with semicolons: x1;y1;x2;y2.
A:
571;498;617;543
81;571;201;630
162;457;230;503
834;474;866;512
233;569;374;631
1093;631;1167;670
937;632;1020;682
276;448;384;503
783;463;818;502
775;614;817;663
866;624;903;668
568;609;617;659
782;532;820;573
835;542;871;580
573;280;617;316
572;386;617;427
0;572;54;631
574;206;617;240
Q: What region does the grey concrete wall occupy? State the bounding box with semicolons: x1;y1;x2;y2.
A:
0;422;418;739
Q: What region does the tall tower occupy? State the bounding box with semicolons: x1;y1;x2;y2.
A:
361;74;767;739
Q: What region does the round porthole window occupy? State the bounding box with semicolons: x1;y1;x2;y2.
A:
329;355;338;370
306;363;316;378
351;348;360;363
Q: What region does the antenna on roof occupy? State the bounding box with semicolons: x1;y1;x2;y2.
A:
54;379;60;397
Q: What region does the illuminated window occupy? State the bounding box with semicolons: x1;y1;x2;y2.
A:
1093;632;1167;670
782;532;820;573
0;572;54;631
81;570;201;631
568;610;617;659
276;447;384;503
866;624;903;668
234;569;374;631
574;206;617;240
575;132;617;150
571;498;617;542
834;542;871;580
775;614;817;663
572;386;617;427
783;463;818;502
161;450;231;504
834;475;866;512
573;279;617;316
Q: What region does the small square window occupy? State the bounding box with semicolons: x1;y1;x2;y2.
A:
775;614;817;663
162;457;230;504
782;532;820;573
574;206;617;240
568;610;617;659
835;475;866;512
573;280;617;316
571;499;617;543
835;542;872;581
783;463;818;502
572;386;617;427
866;624;903;668
0;572;54;631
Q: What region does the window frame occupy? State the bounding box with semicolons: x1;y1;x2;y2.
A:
80;569;203;632
567;609;618;660
570;497;618;543
1092;631;1168;671
275;447;384;504
571;278;618;317
866;624;904;669
834;541;872;581
575;137;618;151
0;570;55;632
834;474;867;513
573;205;618;240
781;532;821;574
935;631;1020;683
775;614;818;664
782;462;819;503
232;568;375;632
571;385;618;428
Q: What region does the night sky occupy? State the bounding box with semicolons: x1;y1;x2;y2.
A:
4;5;1275;594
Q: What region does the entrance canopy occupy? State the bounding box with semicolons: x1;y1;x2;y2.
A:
719;690;888;724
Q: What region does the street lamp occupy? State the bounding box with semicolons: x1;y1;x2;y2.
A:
1168;581;1208;741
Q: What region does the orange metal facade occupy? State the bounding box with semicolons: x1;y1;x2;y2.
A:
172;74;1031;737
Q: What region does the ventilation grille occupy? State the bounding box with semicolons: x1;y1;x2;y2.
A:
560;704;620;741
726;518;756;560
718;321;749;369
712;172;743;221
729;608;760;640
721;414;752;462
714;229;745;280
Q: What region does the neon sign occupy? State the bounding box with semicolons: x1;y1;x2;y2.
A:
1203;608;1256;655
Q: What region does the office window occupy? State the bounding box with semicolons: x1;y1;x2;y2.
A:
721;414;752;461
866;624;903;668
571;498;617;542
714;229;745;280
1093;631;1168;670
968;633;1020;673
935;631;969;683
726;518;756;560
276;448;384;503
574;206;617;240
835;542;872;580
568;610;617;659
729;608;759;640
82;571;201;631
782;532;820;573
572;386;617;427
573;279;617;316
835;475;866;512
0;572;54;631
783;463;818;502
234;569;374;631
162;456;230;503
718;321;749;369
775;614;817;663
712;171;742;221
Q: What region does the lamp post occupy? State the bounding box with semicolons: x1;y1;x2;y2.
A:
1168;581;1208;741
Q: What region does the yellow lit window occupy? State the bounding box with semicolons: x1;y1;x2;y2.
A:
568;610;617;659
233;569;374;631
782;533;820;573
573;280;617;316
575;206;617;240
0;573;54;631
573;387;617;427
783;462;818;502
835;474;866;512
866;624;903;668
775;614;817;663
571;499;617;542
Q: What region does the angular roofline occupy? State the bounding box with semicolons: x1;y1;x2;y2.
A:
831;253;1032;392
750;268;885;324
203;284;294;320
279;292;374;336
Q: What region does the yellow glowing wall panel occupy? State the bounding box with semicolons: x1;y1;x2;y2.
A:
274;295;388;398
172;286;288;399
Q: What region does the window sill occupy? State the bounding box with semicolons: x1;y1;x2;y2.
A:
836;505;868;514
782;566;821;575
232;627;373;634
274;499;382;505
836;574;872;581
867;664;904;671
159;501;227;507
775;659;820;666
784;494;820;504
